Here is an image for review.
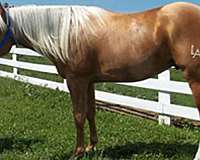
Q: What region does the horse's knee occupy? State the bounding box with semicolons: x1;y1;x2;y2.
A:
74;112;86;128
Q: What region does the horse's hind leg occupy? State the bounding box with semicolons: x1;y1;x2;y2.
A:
67;78;89;156
85;83;98;152
189;81;200;113
194;144;200;160
188;81;200;160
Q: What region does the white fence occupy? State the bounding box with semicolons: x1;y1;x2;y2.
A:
0;46;199;124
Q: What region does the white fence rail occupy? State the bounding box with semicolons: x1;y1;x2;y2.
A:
0;46;199;124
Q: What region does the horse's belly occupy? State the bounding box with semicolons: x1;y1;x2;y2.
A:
96;61;172;82
96;42;173;82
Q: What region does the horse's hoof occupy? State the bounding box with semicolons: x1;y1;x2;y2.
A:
69;155;82;160
86;144;97;153
69;153;84;160
71;147;84;159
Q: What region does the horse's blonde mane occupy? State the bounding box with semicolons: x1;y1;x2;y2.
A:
0;13;7;33
9;5;107;62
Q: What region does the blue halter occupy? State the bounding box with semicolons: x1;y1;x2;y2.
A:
0;10;17;49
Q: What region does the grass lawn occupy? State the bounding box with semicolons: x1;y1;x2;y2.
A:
0;77;199;160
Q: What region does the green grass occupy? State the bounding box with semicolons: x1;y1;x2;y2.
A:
0;77;199;160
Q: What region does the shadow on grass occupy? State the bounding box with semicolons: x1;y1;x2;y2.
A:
99;142;197;159
53;142;198;160
51;143;198;160
0;137;44;153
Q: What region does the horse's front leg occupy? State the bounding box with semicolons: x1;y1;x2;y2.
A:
85;83;98;152
67;78;90;157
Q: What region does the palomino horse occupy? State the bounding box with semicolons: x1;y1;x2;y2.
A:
0;2;200;159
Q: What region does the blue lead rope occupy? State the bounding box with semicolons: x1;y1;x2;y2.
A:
0;10;17;49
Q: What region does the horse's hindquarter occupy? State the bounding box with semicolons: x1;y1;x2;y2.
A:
95;8;173;82
161;2;200;82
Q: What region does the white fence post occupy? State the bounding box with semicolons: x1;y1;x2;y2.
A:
158;70;171;125
64;79;67;85
11;46;18;76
